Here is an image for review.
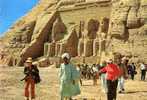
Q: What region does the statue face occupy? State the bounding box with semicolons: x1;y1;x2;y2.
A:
87;19;99;32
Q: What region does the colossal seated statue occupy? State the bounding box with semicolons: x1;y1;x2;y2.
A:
87;19;99;39
93;17;109;56
46;17;67;57
78;19;100;57
52;17;67;42
55;26;79;57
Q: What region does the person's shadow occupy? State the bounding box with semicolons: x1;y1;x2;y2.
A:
124;91;147;94
73;98;96;100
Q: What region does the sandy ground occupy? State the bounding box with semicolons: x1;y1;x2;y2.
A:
0;66;147;100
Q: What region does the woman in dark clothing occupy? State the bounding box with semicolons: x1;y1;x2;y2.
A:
128;63;136;80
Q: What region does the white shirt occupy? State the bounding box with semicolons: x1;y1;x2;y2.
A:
140;64;146;70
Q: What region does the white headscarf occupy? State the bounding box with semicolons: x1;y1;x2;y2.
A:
61;53;70;59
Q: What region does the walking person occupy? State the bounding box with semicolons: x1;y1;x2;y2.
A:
98;59;122;100
118;57;128;93
129;63;136;80
59;53;81;100
99;60;107;93
23;57;40;100
140;62;146;81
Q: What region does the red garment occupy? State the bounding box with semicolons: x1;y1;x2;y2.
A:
25;76;35;98
100;63;122;81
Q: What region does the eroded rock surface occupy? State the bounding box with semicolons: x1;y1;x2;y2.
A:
1;0;147;66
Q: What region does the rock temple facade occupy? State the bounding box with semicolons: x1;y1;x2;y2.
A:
1;0;147;66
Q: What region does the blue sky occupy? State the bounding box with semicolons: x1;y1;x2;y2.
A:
0;0;38;36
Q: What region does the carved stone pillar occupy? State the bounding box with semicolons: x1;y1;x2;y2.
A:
59;43;66;57
48;42;55;57
55;43;60;57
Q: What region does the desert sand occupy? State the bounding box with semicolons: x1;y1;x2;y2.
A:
0;66;147;100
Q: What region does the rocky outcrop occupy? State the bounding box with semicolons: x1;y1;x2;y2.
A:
2;0;147;66
126;0;140;29
107;0;147;63
110;0;146;41
0;41;17;66
9;21;36;48
19;11;57;65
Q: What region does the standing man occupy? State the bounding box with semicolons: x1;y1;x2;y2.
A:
140;62;146;81
23;57;40;100
129;63;136;80
59;53;81;100
118;57;128;93
98;59;122;100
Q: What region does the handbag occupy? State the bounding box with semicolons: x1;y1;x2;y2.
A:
34;73;41;84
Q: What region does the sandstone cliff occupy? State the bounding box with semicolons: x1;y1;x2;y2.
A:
1;0;147;66
108;0;147;63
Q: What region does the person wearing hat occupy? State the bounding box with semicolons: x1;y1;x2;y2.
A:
59;53;81;100
98;59;122;100
23;57;40;100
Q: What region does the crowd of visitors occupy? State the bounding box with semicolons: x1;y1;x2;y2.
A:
22;53;147;100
